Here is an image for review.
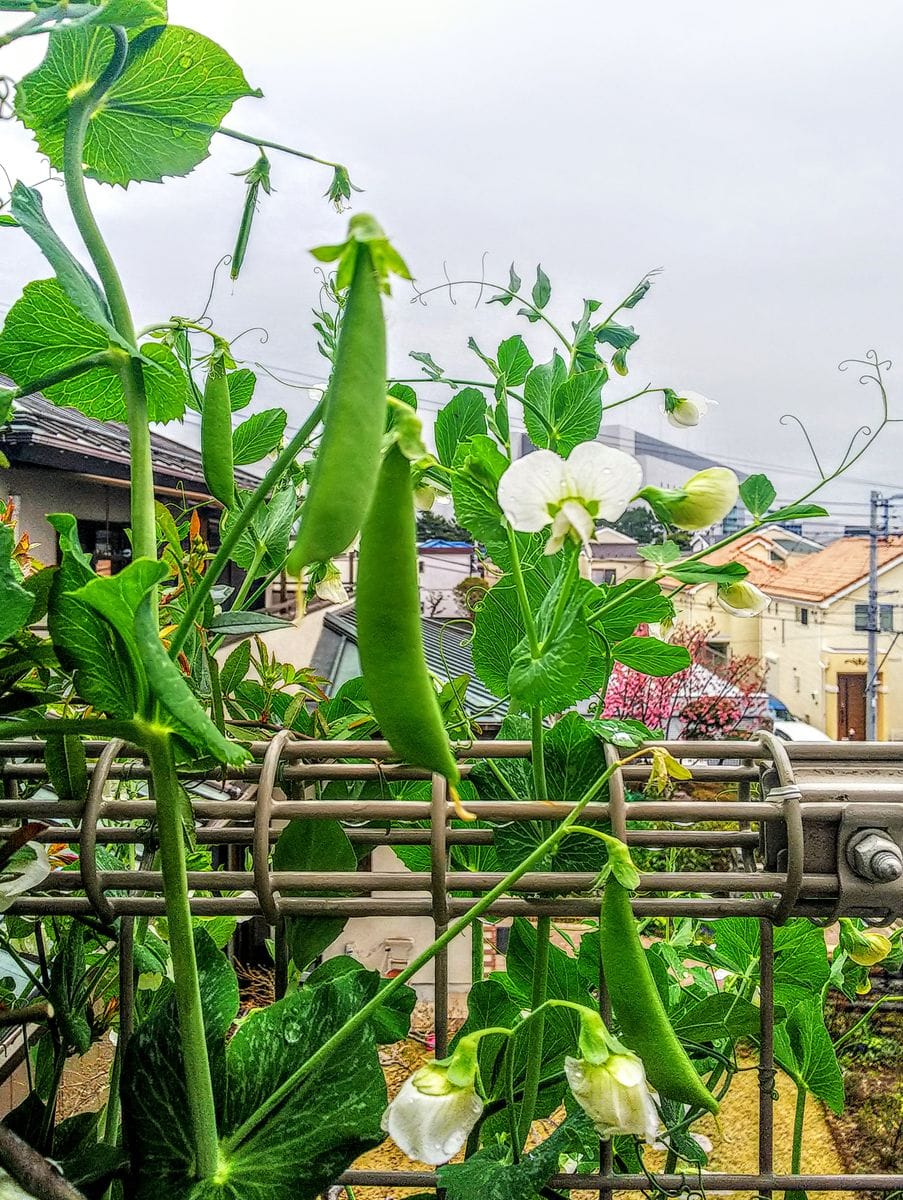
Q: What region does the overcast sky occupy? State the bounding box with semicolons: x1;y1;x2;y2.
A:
2;1;903;527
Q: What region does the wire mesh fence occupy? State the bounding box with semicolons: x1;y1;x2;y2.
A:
0;732;901;1195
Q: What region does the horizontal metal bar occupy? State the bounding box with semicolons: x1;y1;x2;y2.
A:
42;868;837;896
3;824;762;850
1;895;784;918
0;798;784;822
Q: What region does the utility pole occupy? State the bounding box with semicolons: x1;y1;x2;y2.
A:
866;490;880;740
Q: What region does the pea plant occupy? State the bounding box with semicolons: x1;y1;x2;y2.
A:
0;5;899;1200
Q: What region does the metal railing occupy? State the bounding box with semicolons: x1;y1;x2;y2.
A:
0;731;901;1195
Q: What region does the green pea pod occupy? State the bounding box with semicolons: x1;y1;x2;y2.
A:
287;242;385;573
356;442;465;808
201;350;235;509
599;877;719;1113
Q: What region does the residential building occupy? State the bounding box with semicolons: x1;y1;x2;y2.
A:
0;391;258;573
762;537;903;740
670;527;821;661
586;527;651;587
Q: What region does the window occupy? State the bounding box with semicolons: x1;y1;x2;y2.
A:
596;568;617;585
796;607;809;625
853;604;894;632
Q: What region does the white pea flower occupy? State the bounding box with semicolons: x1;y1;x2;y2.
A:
314;563;348;604
565;1007;660;1143
639;467;739;531
497;442;643;555
664;389;717;429
716;580;770;617
381;1052;483;1165
566;1051;660;1142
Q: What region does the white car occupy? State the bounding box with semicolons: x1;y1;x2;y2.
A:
772;718;834;742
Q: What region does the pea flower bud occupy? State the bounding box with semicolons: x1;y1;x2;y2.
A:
663;389;717;430
839;919;892;966
639;467;739;531
716;580;770;617
565;1008;659;1143
381;1035;483;1165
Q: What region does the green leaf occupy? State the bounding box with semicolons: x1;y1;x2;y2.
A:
0;524;37;642
16;24;261;186
586;579;675;642
508;604;589;711
588;716;657;749
304;955;416;1044
219;640;251;696
46;513;139;716
548;369;606;454
409;350;446;382
739;473;777;519
766;502;829;523
228;368;257;411
775;998;844;1113
9;182;115;334
232;408;287;465
522;352;567;450
439;1114;591;1200
612;635;690;677
77;0;169;30
450;434;509;548
496;334;533;386
637;541;681;565
229;478;296;574
208;611;293;637
672;992;761;1044
489;715;613;876
434;388;487;467
667;560;749;585
273;819;356;971
0;280;186;422
133;588;249;765
487;263;521;306
129;954;391;1199
594;321;639;351
44;734;89;804
531;264;551;310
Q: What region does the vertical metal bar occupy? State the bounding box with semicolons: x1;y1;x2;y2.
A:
118;917;134;1053
431;773;450;1059
603;744;628;843
274;915;289;1000
758;918;775;1199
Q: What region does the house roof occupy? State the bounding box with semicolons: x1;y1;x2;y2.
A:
315;603;508;722
768;536;903;604
0;390;260;496
665;529;791;590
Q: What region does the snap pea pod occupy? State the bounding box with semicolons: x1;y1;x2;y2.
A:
201;347;235;509
356;442;467;812
599;876;719;1113
287;242;385;573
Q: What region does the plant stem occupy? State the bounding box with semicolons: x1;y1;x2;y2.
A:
61;26;157;564
169;398;324;658
790;1082;806;1176
144;731;220;1180
223;751;640;1155
530;706;548;801
516;914;551;1148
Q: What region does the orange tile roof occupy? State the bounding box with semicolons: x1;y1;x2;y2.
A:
664;530;789;590
768;537;903;604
